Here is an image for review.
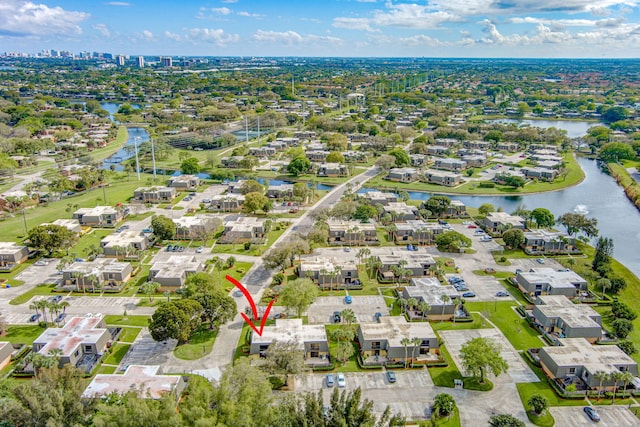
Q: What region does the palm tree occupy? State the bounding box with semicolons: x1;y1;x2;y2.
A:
35;299;49;324
418;301;431;321
340;309;356;328
29;301;41;319
59;301;69;314
620;371;634;401
593;371;609;401
70;271;84;293
85;273;99;293
410;337;422;367
397;297;407;315
407;298;418;314
440;295;451;321
452;297;461;323
611;371;624;403
400;337;411;368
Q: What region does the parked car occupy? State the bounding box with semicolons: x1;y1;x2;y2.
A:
165;205;172;209
374;312;383;322
196;246;204;253
50;295;63;303
474;229;485;235
462;292;476;298
333;311;341;323
583;406;600;422
467;224;477;228
202;199;211;204
336;373;346;388
142;228;152;233
326;374;335;388
496;291;510;297
536;258;546;264
34;260;49;266
178;246;185;252
166;245;173;252
386;370;397;383
480;236;493;242
344;295;352;304
344;246;351;252
29;313;41;322
55;313;67;323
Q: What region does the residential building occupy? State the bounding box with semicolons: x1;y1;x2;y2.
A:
317;163;348;177
360;191;398;206
483;212;526;234
445;200;467;217
521;167;558;181
48;219;83;235
515;268;588;298
62;258;133;292
208;194;245;212
173;216;218;240
358;316;439;365
32;316;111;371
100;230;151;258
267;184;294;199
461;155;487;168
463;140;490;150
496;142;519;152
538;338;638;390
248;146;277;158
0;342;13;370
343;151;368;163
386;168;420;182
298;258;358;288
523;230;578;255
82;365;186;400
148;255;204;290
434;158;467;172
434;138;458;148
383;202;419;221
424;170;463;187
426;145;450;156
168;175;200;191
402;278;458;320
250;318;329;366
376;253;436;280
73;206;123;227
220;217;266;243
0;242;29;271
392;220;444;244
306;150;329;163
220;156;244;168
532;295;602;343
133;187;176;203
410;154;429;167
327;220;378;245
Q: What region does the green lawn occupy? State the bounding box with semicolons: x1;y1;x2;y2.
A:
428;343;462;388
173;328;217;360
95;365;118;375
431;408;462;427
69;229;113;260
0;259;37;287
88;126;129;162
104;315;150;327
10;284;58;305
213;226;288;257
431;313;491;331
526;410;555;427
516;382;585;408
3;325;46;344
117;327;142;343
103;343;131;365
465;301;544;350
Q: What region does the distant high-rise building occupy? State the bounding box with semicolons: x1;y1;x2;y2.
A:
116;55;125;66
137;56;145;68
160;56;172;67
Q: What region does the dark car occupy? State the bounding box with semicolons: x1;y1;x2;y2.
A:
583;406;600;422
386;371;397;383
462;292;476;298
333;311;341;323
166;245;173;252
29;313;41;322
496;291;510;297
50;295;63;303
326;374;335;387
55;313;67;323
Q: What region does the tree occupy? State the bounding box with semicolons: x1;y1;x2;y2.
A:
184;272;219;296
139;281;160;302
424;196;451;218
194;291;236;329
151;215;176;241
263;244;291;271
335;340;355;365
527;394;548;415
556;213;598;238
148;300;203;344
352;204;378;222
602;106;629;123
279;278;319;318
180;157;200;174
287;156;311;176
432;393;456;419
264;340;305;385
400;337;411;368
592;236;614;276
617;341;637;356
499;229;523;251
593;370;610;401
325;133;348;151
435;231;471;252
326;151;345;163
600;142;636;162
459;337;509;383
478;203;495;216
388;149;410;167
531;208;555;228
612;318;633;339
26;224;77;255
375;154;397;170
611;299;637;320
489;414;525;427
340;308;356;328
243;191;270;214
240;179;264;195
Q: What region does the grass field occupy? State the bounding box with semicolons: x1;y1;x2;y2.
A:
9;284;58;305
117;327;142;343
428;343;462;388
103;343;131;366
69;229;112;260
2;325;46;344
104;315;150;327
173;328;217;360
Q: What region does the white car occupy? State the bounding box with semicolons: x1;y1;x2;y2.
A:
196;246;204;253
34;260;49;266
336;373;346;388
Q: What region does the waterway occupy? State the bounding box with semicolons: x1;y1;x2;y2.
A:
488;119;603;138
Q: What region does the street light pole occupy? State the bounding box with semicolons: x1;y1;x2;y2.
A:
133;136;141;181
21;209;27;234
150;138;157;181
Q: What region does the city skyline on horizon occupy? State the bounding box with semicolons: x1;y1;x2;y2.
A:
1;0;640;58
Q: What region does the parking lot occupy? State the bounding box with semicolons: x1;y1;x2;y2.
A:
439;328;539;383
15;259;61;287
549;405;640;426
306;296;389;324
118;328;177;371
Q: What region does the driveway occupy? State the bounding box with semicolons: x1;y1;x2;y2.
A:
118;328;178;372
438;328;539;384
549;405;639;427
14;260;61;288
306;295;389;324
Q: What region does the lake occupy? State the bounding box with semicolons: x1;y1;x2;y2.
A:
488;119;604;138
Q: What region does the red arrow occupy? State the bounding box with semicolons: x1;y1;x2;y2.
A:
226;275;274;336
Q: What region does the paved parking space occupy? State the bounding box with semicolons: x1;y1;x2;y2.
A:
439;328;538;383
119;328;177;371
550;405;639;427
306;296;389;324
15;260;61;286
448;272;514;302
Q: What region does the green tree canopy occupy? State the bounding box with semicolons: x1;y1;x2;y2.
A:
424;195;451;217
502;228;525;249
388;149;410;167
556;213;598;238
194;290;237;329
180;157;200;174
599;142;636;162
279;278;319;318
27;224;77;255
435;231;471;252
460;337;509;383
531;208;555;228
287;156;311;176
478;203;495;216
151;215;176;241
243;191;271;214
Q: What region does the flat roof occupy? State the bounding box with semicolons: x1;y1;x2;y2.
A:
360;316;436;347
74;206;117;216
82;365;182;399
406;278;459;305
65;258;131;275
524;229;572;242
519;268;587;289
299;257;357;273
541;338;637;373
252;318;327;347
425;169;462;178
0;242;27;253
395;220;444;232
486;212;526;226
534;296;601;329
101;230;146;247
327;219;376;232
34;316;107;357
384;202;417;216
151;255;202;279
378;252;435;268
174;215;215;228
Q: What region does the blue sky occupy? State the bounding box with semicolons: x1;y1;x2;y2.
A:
2;0;640;57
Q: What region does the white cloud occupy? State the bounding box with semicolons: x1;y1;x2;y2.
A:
104;2;132;6
252;29;343;46
163;31;183;42
431;0;639;17
211;7;231;15
187;28;239;46
509;17;599;27
92;23;111;37
0;0;89;37
141;30;154;40
237;11;264;18
221;0;238;3
333;17;376;32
